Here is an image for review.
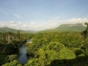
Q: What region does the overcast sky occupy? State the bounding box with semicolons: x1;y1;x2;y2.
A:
0;0;88;30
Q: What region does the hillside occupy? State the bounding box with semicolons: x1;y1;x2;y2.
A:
0;23;86;33
41;23;86;32
0;27;35;33
55;23;86;32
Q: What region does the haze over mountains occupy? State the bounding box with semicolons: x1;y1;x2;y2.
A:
52;23;86;32
0;23;86;33
0;27;35;33
41;23;86;32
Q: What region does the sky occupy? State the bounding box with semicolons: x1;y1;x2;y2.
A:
0;0;88;30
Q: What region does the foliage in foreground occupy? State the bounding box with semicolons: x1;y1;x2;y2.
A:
0;32;32;65
1;23;88;66
26;32;88;66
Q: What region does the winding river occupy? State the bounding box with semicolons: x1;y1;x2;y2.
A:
18;39;31;64
18;43;28;64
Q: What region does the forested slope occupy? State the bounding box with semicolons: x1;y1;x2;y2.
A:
1;23;88;66
0;32;32;66
41;23;86;32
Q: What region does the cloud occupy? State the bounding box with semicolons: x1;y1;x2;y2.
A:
0;9;8;15
0;18;88;31
30;22;35;25
68;18;88;24
23;24;28;28
18;21;22;24
13;14;22;19
9;21;15;24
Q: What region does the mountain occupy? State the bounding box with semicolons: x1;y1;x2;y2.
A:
54;23;86;32
0;23;86;33
0;27;36;33
41;23;86;32
0;27;18;32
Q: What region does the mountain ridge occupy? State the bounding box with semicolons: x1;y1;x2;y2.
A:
0;27;35;33
0;23;86;33
40;23;86;32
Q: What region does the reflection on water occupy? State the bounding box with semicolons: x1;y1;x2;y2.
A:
18;44;28;64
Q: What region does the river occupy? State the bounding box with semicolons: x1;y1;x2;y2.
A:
18;43;28;64
18;39;31;64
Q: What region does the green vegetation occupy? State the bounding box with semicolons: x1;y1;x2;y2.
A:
55;23;85;32
0;32;32;65
0;27;36;33
26;32;88;66
41;23;86;32
1;23;88;66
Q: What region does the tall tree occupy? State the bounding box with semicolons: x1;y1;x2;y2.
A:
82;22;88;39
17;31;20;39
81;22;88;56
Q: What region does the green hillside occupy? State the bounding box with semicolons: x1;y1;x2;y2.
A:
0;23;86;33
41;23;86;32
0;27;35;33
55;23;86;32
0;27;18;32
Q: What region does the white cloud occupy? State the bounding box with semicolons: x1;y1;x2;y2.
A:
9;21;15;24
68;18;88;24
18;21;22;24
0;18;88;31
13;14;22;19
30;22;35;25
8;21;17;28
0;9;8;15
23;24;27;28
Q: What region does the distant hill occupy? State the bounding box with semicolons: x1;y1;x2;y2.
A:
54;23;86;32
0;27;36;33
41;23;86;32
1;23;86;33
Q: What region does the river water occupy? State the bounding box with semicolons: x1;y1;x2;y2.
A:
18;43;28;64
18;39;32;64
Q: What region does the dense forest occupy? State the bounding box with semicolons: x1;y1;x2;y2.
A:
0;23;88;66
0;31;32;66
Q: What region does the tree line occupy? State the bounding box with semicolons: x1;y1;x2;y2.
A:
1;23;88;66
0;31;32;65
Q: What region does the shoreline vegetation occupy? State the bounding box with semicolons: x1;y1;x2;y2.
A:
0;23;88;66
